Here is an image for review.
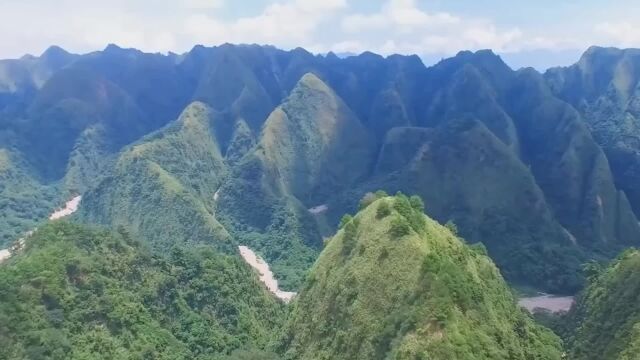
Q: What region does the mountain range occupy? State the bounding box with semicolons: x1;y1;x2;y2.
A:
2;43;640;295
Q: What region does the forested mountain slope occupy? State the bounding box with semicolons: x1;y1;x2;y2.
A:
79;102;231;252
0;221;284;360
546;47;640;217
563;249;640;359
279;194;563;360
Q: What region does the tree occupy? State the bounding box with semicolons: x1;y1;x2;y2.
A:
339;214;353;229
376;202;391;218
409;195;424;212
390;217;412;238
359;192;378;210
445;220;458;236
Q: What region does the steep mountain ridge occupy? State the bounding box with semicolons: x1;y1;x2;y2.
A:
79;102;231;252
545;46;640;217
280;194;563;359
258;72;375;203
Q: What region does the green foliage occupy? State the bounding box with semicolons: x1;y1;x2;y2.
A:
581;260;604;282
360;191;391;211
390;217;412;238
4;44;640;302
0;222;285;360
281;195;563;360
564;249;640;359
469;242;488;256
376;201;391;219
444;220;458;236
342;221;358;255
545;47;640;217
339;214;353;230
409;195;424;212
393;193;426;234
0;149;59;247
79;102;231;251
359;192;379;210
220;348;280;360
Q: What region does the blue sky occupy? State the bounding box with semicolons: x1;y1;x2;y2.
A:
1;0;638;69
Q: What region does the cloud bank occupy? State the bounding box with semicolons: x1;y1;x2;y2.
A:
0;0;637;69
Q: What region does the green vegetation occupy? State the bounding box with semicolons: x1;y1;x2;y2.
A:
563;249;640;359
3;43;640;300
280;195;563;360
329;119;587;293
256;72;375;204
0;221;284;360
79;102;232;252
545;47;640;218
214;72;378;289
0;149;58;247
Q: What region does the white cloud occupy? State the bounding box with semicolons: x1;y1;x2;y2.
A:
337;0;523;57
0;0;630;71
342;13;387;33
595;22;640;47
184;0;225;10
184;0;346;48
342;0;458;33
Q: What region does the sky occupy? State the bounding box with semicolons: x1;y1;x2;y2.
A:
1;0;639;70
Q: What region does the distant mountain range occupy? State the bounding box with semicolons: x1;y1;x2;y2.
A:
1;43;640;296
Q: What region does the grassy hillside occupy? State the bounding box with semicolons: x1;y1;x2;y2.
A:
258;72;376;204
280;194;563;359
0;221;285;360
564;249;640;360
79;102;231;252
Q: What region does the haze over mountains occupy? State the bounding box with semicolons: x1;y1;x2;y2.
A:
2;42;640;358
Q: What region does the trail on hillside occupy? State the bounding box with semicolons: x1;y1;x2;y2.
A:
238;245;296;303
0;195;82;263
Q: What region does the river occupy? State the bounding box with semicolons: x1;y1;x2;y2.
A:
518;294;574;313
238;245;296;303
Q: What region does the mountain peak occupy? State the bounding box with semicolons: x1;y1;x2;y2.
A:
296;72;324;87
291;72;335;99
104;43;123;52
282;193;564;359
40;45;69;59
452;49;506;67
